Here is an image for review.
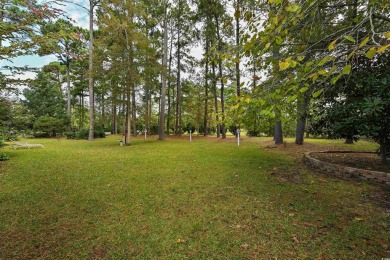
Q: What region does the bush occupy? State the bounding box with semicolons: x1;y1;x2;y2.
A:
33;131;50;138
183;122;196;134
0;138;4;148
0;153;10;161
149;125;159;135
65;131;76;139
228;125;238;136
74;127;106;140
246;130;260;137
5;132;18;141
33;116;66;137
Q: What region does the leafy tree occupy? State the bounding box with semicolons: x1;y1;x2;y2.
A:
312;52;390;163
38;19;85;126
23;67;67;121
0;0;61;91
33;116;66;136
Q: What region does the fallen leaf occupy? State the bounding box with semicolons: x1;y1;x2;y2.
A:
241;243;249;249
292;234;300;243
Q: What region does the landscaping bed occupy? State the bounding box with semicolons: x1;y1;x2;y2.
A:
311;151;389;173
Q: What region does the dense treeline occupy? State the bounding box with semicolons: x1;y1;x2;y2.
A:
0;0;389;161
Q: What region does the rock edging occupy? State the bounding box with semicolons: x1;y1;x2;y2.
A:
304;150;390;186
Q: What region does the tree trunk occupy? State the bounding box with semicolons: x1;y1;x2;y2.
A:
295;98;309;145
88;0;95;141
212;63;220;138
380;143;388;164
101;92;105;128
166;24;173;136
81;92;84;130
66;63;71;128
126;80;131;145
113;100;117;134
274;121;283;145
132;84;137;136
345;137;353;144
204;38;209;137
235;0;241;131
175;28;182;135
215;14;226;139
159;1;169;140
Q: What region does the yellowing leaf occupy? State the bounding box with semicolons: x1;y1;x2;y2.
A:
318;70;327;75
286;95;297;103
275;36;283;45
265;42;271;49
359;37;369;48
279;61;290;70
347;50;356;60
331;75;341;85
312;89;324;98
342;65;352;75
285;4;300;12
297;56;305;61
299;87;308;93
289;59;297;68
354;217;364;222
328;39;337;51
268;0;276;3
318;56;329;66
343;36;355;43
384;31;390;38
366;47;376;59
378;44;390;53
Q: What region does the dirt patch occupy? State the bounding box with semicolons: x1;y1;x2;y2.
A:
260;140;347;160
312;152;389;173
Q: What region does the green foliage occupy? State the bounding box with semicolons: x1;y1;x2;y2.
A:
32;131;51;138
33;116;67;137
65;131;77;139
66;127;106;140
23;69;66;120
182;121;195;134
311;52;390;160
0;152;10;161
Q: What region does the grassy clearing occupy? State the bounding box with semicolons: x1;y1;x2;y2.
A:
0;136;388;258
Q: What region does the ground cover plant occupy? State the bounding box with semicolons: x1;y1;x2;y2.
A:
0;136;389;258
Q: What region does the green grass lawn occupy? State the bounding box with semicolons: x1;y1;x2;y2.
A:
0;136;388;258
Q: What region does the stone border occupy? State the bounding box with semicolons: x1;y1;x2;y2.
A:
304;150;390;186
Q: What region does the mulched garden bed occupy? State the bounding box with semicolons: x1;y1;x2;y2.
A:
312;152;389;173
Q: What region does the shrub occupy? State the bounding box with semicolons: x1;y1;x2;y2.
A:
246;130;260;137
149;125;159;135
65;131;76;139
33;131;50;138
183;122;196;134
33;116;66;137
75;127;106;139
0;153;10;161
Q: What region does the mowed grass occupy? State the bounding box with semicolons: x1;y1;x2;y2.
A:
0;136;388;258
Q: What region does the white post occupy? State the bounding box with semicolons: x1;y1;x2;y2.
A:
190;130;192;142
144;129;147;140
237;129;240;146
